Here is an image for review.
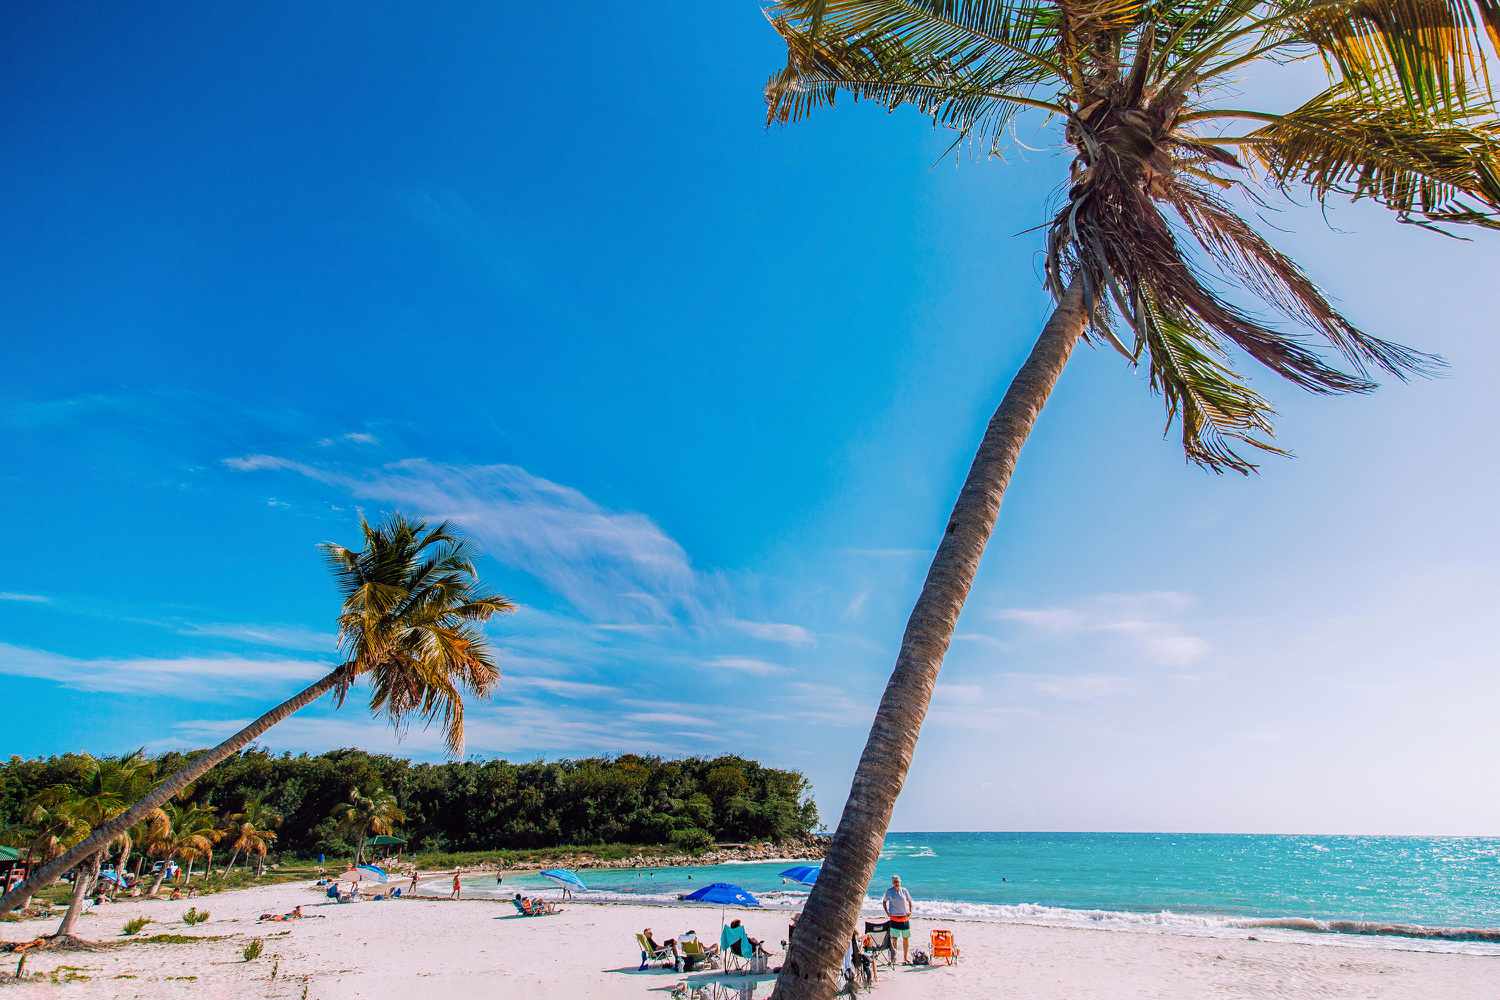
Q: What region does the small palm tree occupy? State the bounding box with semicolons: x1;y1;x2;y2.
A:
115;810;170;893
762;2;1499;995
147;803;219;895
0;515;513;915
221;795;282;875
35;752;159;939
226;821;278;877
336;788;406;865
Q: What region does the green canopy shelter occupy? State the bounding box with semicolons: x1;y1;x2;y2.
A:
364;835;407;861
0;846;25;894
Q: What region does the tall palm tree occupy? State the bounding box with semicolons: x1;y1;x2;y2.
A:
761;2;1499;995
336;788;406;865
0;514;514;916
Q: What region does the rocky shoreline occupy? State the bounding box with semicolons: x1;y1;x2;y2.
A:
402;837;828;876
538;838;826;872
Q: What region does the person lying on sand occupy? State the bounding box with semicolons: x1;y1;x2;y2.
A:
513;894;560;915
258;905;305;922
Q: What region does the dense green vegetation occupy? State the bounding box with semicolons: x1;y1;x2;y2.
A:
0;749;819;862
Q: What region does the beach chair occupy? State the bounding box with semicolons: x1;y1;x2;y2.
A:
929;929;959;965
719;934;757;973
862;921;896;969
512;898;556;917
680;940;716;971
636;933;676;971
722;941;752;973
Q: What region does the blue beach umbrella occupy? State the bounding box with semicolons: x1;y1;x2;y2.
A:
681;882;761;955
778;865;820;887
540;868;587;895
681;882;760;907
355;864;389;883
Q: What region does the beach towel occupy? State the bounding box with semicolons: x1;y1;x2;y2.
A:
720;924;753;957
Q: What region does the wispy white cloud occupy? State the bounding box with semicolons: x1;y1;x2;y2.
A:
725;618;814;646
993;592;1208;667
705;655;785;676
0;642;332;697
224;455;696;622
932;682;985;706
318;432;380;447
592;623;668;635
0;592;50;604
842;590;869;622
150;695;716;758
1023;672;1131;701
503;675;616;698
624;710;704;726
842;547;929;559
996;607;1085;631
175;622;336;653
782;681;869;726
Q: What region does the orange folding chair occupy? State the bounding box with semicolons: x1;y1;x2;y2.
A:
929;929;960;965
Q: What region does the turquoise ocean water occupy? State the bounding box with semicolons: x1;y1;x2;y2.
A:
472;833;1500;955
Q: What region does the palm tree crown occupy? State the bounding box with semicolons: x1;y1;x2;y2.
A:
766;0;1500;472
336;788;406;863
0;514;514;919
322;515;514;753
33;753;162;859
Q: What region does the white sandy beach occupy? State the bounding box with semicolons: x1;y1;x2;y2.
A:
2;881;1495;999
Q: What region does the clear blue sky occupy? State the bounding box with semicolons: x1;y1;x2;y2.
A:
4;4;1497;835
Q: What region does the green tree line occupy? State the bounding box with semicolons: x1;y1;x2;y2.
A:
0;749;820;861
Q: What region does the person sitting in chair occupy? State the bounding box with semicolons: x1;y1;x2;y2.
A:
677;928;717;970
720;919;770;963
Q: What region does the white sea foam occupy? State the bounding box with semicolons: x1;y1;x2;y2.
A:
463;884;1500;957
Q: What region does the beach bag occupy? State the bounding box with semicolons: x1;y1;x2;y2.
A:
912;950;930;966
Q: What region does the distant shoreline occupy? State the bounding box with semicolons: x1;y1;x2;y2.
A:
398;838;826;876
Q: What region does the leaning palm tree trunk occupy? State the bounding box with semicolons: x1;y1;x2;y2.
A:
54;853;102;939
772;283;1089;999
113;842;131;899
0;663;351;916
149;858;172;897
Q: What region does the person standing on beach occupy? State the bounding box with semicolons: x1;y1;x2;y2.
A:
451;872;462;900
882;875;914;963
409;870;420;895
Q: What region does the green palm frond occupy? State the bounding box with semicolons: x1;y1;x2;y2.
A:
1139;299;1286;473
764;0;1492;473
1238;84;1500;231
1295;0;1495;110
765;0;1067;151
